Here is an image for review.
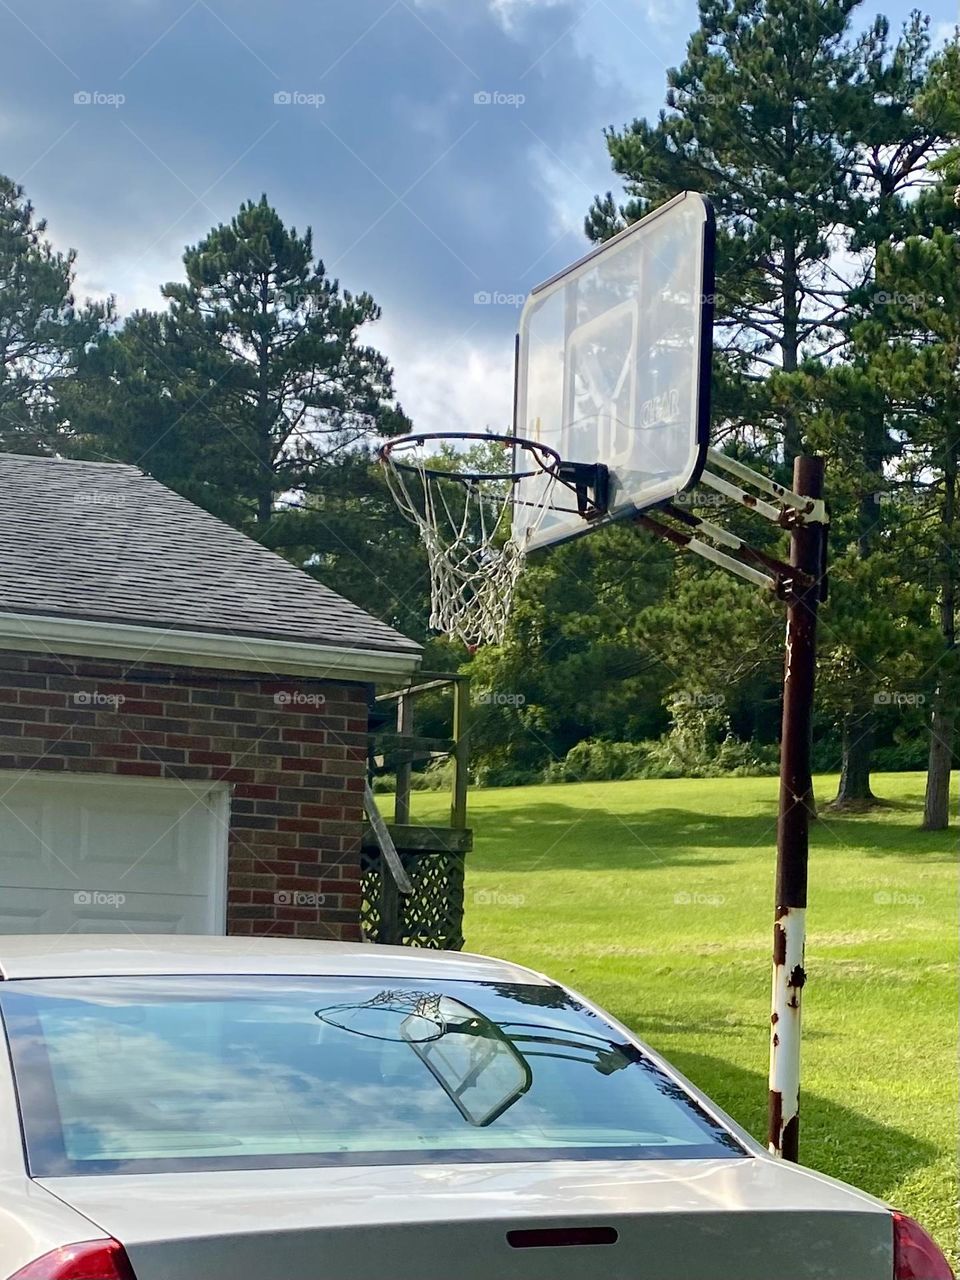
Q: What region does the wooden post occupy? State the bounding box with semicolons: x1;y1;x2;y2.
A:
451;678;470;831
380;690;414;944
394;690;413;826
379;861;400;946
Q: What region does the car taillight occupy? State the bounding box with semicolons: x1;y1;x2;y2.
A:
6;1240;136;1280
893;1212;955;1280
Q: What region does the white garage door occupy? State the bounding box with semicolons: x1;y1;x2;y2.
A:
0;773;229;935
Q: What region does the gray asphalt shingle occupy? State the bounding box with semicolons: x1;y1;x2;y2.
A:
0;454;420;656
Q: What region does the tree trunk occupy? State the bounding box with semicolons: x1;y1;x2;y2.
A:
781;226;802;466
923;702;955;830
835;704;877;806
924;417;957;828
256;271;273;528
779;106;802;466
835;431;886;809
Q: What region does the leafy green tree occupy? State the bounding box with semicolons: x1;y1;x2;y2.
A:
0;176;111;451
822;39;960;824
466;522;677;781
464;495;793;784
64;196;416;626
65;309;249;520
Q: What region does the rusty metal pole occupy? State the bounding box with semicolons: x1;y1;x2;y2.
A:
768;455;826;1161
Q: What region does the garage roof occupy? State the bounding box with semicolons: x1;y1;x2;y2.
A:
0;454;420;673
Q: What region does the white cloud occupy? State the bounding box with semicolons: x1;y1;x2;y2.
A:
529;147;594;241
409;0;577;37
489;0;571;35
74;254;173;316
377;316;515;435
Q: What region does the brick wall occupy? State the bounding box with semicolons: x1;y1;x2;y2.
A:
0;649;369;940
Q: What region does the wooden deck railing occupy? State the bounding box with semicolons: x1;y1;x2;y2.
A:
361;672;472;948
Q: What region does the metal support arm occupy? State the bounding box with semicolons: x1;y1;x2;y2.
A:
705;449;829;526
639;505;816;601
638;514;778;592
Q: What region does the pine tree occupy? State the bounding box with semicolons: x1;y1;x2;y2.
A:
0;176;111;451
70;196;408;536
852;175;959;828
589;0;860;461
800;361;936;806
819;34;958;805
586;5;953;801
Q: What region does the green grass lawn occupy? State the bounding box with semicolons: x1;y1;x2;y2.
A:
405;772;959;1263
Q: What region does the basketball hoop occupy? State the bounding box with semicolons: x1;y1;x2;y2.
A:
378;196;711;647
379;431;563;648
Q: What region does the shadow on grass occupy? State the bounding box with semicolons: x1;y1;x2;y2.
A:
669;1050;937;1202
634;1013;833;1042
466;802;955;869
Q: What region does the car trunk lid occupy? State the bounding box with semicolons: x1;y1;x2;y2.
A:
39;1156;893;1280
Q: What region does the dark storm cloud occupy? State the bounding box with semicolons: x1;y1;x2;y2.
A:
0;0;951;430
0;1;622;322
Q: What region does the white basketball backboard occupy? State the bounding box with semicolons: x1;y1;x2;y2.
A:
513;191;715;551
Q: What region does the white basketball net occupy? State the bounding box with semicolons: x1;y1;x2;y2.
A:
381;436;559;648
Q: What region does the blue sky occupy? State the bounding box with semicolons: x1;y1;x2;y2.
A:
1;0;956;434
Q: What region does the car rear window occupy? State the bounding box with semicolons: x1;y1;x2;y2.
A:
0;975;746;1175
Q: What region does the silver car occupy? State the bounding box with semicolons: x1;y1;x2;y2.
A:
0;935;951;1280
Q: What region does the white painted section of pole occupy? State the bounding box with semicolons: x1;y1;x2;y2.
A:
769;906;806;1156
